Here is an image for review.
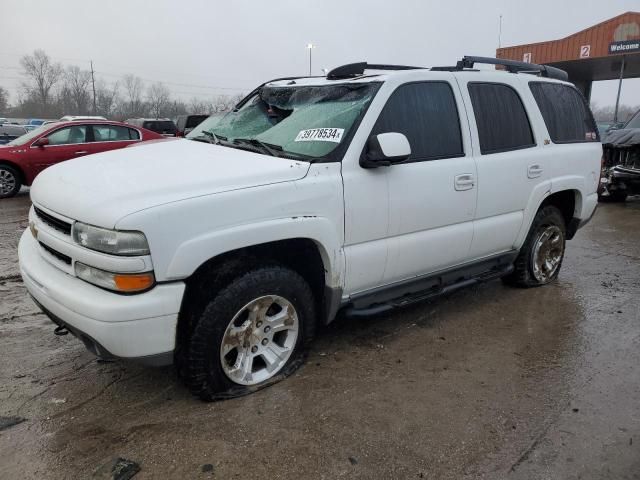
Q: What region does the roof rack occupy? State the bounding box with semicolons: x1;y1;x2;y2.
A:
326;62;423;80
447;56;569;82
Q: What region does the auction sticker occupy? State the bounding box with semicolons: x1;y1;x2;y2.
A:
295;128;344;143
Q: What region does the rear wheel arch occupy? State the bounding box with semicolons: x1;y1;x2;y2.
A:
540;189;581;239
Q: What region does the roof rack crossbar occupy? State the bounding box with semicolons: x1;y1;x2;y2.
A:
455;56;569;81
326;62;423;80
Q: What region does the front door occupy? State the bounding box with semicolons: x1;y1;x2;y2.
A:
29;124;90;176
376;79;477;285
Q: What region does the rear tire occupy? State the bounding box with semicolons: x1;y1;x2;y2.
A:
0;164;21;199
180;265;316;401
503;205;566;288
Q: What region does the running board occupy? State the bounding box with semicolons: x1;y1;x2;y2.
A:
344;253;516;318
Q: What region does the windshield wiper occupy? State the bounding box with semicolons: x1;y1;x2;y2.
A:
201;130;224;145
233;138;282;157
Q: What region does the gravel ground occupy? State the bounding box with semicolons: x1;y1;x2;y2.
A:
1;191;639;479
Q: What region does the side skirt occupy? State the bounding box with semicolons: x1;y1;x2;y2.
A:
342;251;518;317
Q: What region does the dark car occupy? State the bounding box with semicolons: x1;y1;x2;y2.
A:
600;110;640;202
0;125;28;145
175;114;209;137
125;118;177;137
0;120;164;198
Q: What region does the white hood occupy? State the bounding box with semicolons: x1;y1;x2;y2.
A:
31;139;310;227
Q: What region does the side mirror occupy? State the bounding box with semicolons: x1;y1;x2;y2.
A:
33;137;49;147
361;132;411;168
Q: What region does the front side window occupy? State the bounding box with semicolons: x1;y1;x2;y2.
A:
371;82;464;162
46;125;87;145
188;82;380;161
92;125;139;141
468;83;535;154
529;82;599;143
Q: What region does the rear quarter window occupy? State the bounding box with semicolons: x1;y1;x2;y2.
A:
529;82;599;143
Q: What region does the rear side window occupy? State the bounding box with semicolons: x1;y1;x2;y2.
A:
468;83;535;154
529;82;599;143
92;125;140;141
371;82;464;162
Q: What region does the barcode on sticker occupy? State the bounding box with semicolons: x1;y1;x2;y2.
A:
295;128;344;143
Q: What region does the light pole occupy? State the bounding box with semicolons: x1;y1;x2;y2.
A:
306;43;315;76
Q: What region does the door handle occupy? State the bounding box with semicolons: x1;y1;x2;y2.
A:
74;151;88;155
454;173;475;191
528;164;543;178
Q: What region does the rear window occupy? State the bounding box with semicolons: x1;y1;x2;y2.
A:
468;82;535;155
0;126;26;136
143;121;176;134
185;115;208;129
529;82;598;143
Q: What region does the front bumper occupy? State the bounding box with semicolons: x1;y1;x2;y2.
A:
18;230;185;364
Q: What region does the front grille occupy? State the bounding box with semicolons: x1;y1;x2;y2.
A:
34;207;72;235
39;242;72;265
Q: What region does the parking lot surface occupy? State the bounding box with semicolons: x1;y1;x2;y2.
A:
1;191;639;479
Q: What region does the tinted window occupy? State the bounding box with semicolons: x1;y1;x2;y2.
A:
92;125;139;141
371;82;463;161
46;125;87;145
468;83;535;154
186;115;208;129
143;121;176;134
529;82;599;143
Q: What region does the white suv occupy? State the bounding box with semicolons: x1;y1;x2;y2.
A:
19;57;601;400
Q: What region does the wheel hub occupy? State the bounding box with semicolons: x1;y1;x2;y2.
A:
0;169;16;195
531;225;564;283
220;295;299;386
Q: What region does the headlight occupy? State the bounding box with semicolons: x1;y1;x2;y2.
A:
75;263;155;293
72;222;150;256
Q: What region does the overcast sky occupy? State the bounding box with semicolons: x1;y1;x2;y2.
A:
1;0;639;108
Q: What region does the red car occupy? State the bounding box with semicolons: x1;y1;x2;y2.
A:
0;120;164;198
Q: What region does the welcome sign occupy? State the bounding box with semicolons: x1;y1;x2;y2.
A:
609;39;640;54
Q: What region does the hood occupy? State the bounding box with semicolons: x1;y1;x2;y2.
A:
31;139;310;227
602;128;640;147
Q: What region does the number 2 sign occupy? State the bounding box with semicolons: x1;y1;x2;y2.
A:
580;45;591;58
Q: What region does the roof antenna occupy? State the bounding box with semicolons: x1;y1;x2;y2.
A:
498;14;503;49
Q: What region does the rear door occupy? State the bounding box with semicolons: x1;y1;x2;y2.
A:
456;75;551;259
87;124;141;155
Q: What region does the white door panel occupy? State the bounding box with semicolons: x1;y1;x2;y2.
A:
384;221;473;282
383;156;476;284
471;211;523;258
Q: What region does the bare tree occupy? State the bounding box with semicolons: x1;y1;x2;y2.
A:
0;86;9;114
147;82;171;118
122;74;145;118
20;49;63;116
189;97;209;114
95;80;119;118
63;65;92;114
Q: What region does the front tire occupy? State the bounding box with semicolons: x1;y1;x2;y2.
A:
181;266;316;401
0;164;21;199
503;205;566;288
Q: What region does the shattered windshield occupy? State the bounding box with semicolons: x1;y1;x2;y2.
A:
187;82;380;161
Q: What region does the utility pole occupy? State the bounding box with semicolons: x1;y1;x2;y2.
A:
90;60;97;115
498;15;503;49
614;55;626;124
